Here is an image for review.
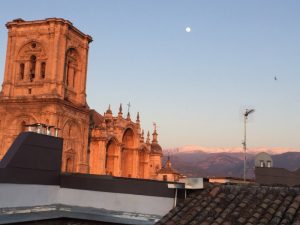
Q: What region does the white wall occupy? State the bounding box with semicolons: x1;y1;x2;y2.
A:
0;183;173;216
0;184;59;208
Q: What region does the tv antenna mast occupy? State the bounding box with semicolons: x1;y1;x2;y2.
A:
242;108;255;182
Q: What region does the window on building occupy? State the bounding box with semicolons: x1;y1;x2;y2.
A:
267;161;271;168
163;175;167;181
30;55;36;81
64;48;79;88
19;63;25;80
66;158;73;172
72;71;76;88
156;165;160;171
66;62;71;86
260;160;265;167
41;62;46;79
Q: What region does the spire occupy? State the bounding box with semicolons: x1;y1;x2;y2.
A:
106;104;112;114
146;131;150;144
136;112;140;123
126;112;131;121
140;129;144;143
118;103;123;118
152;122;158;143
166;155;172;168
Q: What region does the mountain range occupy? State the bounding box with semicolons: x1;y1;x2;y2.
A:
166;145;299;155
163;146;300;178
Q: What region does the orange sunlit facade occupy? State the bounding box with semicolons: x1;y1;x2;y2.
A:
0;18;163;180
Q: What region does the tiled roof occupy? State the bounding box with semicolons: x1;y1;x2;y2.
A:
157;166;180;175
90;109;104;126
156;183;300;225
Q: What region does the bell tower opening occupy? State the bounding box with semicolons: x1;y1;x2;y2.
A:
29;55;36;81
40;62;46;79
19;63;25;80
65;48;79;89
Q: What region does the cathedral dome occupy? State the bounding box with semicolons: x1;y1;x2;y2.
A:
151;142;162;154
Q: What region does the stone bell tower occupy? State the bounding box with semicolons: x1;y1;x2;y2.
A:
2;18;92;105
0;18;92;173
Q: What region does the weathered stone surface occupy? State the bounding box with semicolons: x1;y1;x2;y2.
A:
0;18;168;181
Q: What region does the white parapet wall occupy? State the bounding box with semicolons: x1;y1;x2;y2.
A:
0;184;59;208
0;183;174;221
59;187;173;216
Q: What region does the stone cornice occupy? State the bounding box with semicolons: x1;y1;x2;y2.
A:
6;18;92;43
0;97;90;114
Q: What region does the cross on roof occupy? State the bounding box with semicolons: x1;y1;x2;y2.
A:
153;122;157;131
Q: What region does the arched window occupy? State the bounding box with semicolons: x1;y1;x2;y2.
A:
19;63;25;80
66;157;74;172
72;70;76;88
105;139;118;176
66;62;71;86
66;62;75;88
64;48;79;88
163;175;167;181
121;129;135;177
40;62;46;79
30;55;36;81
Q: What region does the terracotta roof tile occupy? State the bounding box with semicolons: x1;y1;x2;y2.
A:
156;184;300;225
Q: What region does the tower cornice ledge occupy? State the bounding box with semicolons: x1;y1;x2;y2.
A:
0;97;90;114
6;18;93;43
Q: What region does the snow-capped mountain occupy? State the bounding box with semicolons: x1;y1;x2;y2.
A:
164;146;299;155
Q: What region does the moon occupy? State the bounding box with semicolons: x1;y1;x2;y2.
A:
185;27;191;33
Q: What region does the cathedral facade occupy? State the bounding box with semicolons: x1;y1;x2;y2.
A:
0;18;162;180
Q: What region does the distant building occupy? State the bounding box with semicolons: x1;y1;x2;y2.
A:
157;156;184;182
254;152;300;186
254;152;273;168
0;18;165;180
255;166;300;186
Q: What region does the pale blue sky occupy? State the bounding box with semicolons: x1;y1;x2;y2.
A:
0;1;300;149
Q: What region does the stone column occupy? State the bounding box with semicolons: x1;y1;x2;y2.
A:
89;139;106;175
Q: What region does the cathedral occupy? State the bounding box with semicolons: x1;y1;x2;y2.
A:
0;18;165;180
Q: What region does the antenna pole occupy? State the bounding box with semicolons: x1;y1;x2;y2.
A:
243;114;247;182
243;109;255;183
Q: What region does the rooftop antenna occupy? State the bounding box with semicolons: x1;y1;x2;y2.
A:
242;108;255;182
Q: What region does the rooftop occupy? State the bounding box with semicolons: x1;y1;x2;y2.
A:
156;183;300;225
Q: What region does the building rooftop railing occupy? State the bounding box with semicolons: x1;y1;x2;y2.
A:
25;123;60;137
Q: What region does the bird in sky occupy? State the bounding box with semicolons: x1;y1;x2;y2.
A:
274;76;277;81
